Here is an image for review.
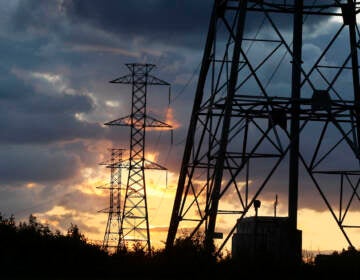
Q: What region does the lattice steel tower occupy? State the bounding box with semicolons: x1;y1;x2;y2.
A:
166;0;360;257
106;63;171;252
98;148;125;253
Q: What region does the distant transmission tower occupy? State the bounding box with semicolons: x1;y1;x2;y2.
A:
98;148;125;253
166;0;360;258
106;63;171;253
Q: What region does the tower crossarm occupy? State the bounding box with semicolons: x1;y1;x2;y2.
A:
198;95;360;123
105;115;172;128
98;160;127;169
110;74;170;86
109;74;133;84
146;75;171;86
226;0;360;16
143;159;168;170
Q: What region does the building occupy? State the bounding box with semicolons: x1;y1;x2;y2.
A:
232;216;302;264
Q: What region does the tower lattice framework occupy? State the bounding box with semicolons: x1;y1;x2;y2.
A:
106;63;171;252
98;148;125;253
166;0;360;256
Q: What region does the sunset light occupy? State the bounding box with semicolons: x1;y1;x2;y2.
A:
2;1;360;278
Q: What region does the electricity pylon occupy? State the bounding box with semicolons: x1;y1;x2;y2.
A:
98;148;125;253
166;0;360;257
106;63;171;253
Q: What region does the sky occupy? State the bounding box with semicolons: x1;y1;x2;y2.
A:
1;0;360;254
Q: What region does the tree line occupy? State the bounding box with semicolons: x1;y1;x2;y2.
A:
0;213;359;279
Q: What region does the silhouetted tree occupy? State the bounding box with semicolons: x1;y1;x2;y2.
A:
1;213;359;279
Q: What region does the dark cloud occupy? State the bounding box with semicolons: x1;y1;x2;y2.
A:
8;0;338;57
57;190;107;215
11;0;63;33
0;184;50;218
0;71;105;144
62;0;336;44
9;0;211;50
63;0;211;49
39;210;103;236
0;145;80;184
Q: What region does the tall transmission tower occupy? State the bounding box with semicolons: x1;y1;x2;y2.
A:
106;63;171;253
98;148;125;253
166;0;360;258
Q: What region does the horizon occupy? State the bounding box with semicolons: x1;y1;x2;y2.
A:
1;0;360;256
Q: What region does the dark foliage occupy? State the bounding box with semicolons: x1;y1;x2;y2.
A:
0;213;109;279
0;213;359;279
314;247;360;277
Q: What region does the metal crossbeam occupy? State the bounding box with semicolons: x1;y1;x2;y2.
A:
166;0;360;260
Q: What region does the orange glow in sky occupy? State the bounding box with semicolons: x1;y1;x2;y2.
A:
30;162;360;255
164;107;181;130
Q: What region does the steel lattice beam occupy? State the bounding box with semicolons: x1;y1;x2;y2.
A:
106;63;171;253
97;148;125;253
166;0;360;259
